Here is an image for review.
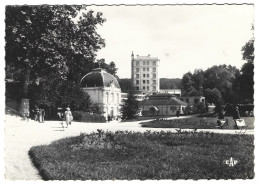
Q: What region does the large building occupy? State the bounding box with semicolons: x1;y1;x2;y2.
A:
131;52;160;94
80;68;121;120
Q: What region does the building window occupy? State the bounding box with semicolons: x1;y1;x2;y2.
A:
170;106;177;111
147;61;149;65
147;86;149;90
136;80;139;84
194;99;199;104
143;61;145;65
136;68;139;72
143;68;145;71
153;61;156;66
153;80;156;84
147;67;149;71
147;80;149;84
147;74;149;78
153;86;156;91
136;74;139;78
153;74;156;78
136;61;139;66
153;67;156;72
136;86;139;90
143;74;146;77
143;86;145;90
143;80;145;84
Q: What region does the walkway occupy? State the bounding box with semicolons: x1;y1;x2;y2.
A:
4;114;254;180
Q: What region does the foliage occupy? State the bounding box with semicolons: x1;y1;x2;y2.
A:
29;130;254;180
160;78;182;89
72;111;106;122
120;91;139;120
118;78;132;93
5;5;120;112
204;88;222;112
238;39;254;102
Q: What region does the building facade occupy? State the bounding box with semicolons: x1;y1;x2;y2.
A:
139;93;187;116
80;68;121;120
131;52;160;94
178;96;205;105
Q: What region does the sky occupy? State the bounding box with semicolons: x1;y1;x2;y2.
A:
84;5;254;78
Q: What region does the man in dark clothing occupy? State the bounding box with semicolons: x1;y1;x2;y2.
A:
41;108;45;123
233;106;240;129
217;108;226;128
176;110;180;118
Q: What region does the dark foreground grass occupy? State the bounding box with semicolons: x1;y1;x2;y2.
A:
29;130;254;180
141;117;254;130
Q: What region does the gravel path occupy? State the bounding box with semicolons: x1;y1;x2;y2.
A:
4;114;254;180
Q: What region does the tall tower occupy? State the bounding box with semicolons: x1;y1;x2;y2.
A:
131;51;135;89
131;52;160;94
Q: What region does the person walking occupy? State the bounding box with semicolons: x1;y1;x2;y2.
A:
35;108;40;122
217;107;226;128
233;106;240;129
57;107;64;127
41;108;45;123
176;110;180;118
65;107;73;128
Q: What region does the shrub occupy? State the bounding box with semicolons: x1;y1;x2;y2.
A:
72;111;106;123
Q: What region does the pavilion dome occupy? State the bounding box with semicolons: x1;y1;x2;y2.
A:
80;68;120;89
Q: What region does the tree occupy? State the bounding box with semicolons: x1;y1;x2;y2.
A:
181;72;194;95
204;88;222;113
120;91;139;120
238;39;254;102
6;5;109;112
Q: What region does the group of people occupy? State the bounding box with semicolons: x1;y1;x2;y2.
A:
32;107;45;123
57;107;73;128
217;106;241;129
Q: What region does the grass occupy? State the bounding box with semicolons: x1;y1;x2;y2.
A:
29;130;254;180
141;117;255;130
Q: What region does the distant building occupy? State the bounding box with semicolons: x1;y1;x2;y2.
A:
131;52;160;94
80;68;121;120
178;96;205;105
139;93;187;116
159;89;182;97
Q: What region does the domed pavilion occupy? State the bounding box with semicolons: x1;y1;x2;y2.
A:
80;68;121;120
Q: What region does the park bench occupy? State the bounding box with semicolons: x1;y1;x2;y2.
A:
216;119;228;129
234;119;247;129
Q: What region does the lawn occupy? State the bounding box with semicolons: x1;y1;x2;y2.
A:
29;130;254;180
141;116;255;130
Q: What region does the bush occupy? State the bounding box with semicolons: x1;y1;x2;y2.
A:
72;111;106;123
29;131;254;180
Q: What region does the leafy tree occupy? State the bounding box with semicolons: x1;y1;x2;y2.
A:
192;69;204;93
119;78;132;93
5;5;111;112
238;39;254;102
181;72;194;95
204;88;222;112
120;91;139;120
160;78;182;89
